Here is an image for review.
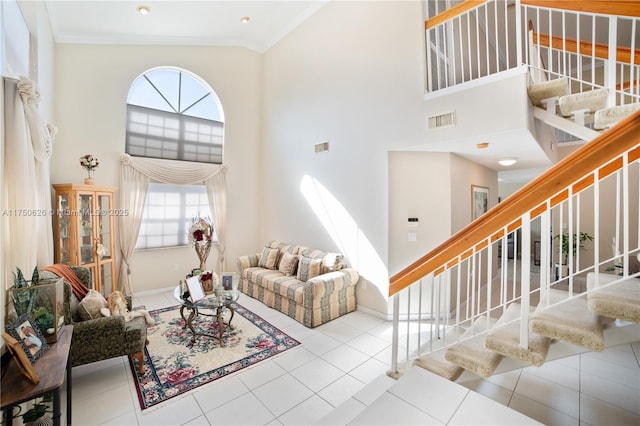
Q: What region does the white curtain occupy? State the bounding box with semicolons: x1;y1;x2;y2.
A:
3;77;56;277
118;154;227;294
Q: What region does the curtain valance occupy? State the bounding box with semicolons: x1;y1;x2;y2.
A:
119;154;226;184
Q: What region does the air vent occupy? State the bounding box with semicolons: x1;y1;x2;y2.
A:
427;111;455;129
314;141;329;153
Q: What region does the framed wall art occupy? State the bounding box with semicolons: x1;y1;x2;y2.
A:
472;185;489;220
6;314;49;364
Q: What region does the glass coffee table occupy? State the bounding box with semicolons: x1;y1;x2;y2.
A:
173;286;240;345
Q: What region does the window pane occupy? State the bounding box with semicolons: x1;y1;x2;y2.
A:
135;182;213;250
126;67;224;164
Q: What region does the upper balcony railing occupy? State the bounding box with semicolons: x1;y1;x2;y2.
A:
425;0;640;106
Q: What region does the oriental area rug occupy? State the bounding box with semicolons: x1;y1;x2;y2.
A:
127;302;300;410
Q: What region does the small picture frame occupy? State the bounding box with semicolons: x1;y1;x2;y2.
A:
2;332;39;384
6;315;49;364
221;272;237;291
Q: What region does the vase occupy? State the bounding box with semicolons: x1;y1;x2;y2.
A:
84;169;95;185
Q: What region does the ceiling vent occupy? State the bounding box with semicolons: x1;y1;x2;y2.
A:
314;141;329;153
427;111;455;130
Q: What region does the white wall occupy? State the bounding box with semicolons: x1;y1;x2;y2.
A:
262;1;429;315
52;44;262;292
388;151;452;276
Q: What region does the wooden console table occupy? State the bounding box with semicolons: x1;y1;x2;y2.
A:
1;325;73;426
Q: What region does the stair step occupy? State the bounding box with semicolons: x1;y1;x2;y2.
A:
413;349;464;381
527;77;569;106
484;303;551;367
587;272;640;323
444;316;503;378
594;102;640;130
558;88;608;116
530;289;605;351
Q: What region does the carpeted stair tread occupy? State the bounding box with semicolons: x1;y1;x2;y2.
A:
530;289;604;351
587;273;640;323
413;350;464;381
444;316;503;378
484;303;551;367
558;88;608;116
527;77;569;106
594;102;640;129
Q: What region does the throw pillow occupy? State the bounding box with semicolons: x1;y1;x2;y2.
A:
278;252;299;276
78;289;107;321
297;256;323;282
322;253;344;273
259;246;280;269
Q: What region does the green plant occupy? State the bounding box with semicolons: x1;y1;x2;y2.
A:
21;392;52;423
11;266;39;317
553;231;593;263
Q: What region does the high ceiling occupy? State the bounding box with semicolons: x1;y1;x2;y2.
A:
44;0;328;53
39;0;566;182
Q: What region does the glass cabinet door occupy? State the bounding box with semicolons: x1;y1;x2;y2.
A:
57;193;71;264
97;194;112;260
78;193;95;265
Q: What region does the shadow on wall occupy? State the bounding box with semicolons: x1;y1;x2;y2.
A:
300;175;389;314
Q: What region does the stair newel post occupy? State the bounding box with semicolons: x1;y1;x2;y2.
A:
520;212;531;349
389;292;401;378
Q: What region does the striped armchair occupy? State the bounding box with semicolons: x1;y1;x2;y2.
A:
237;241;359;327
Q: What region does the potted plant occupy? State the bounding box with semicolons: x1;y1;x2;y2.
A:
554;231;594;264
553;231;593;279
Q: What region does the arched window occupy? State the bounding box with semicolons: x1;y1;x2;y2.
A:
126;67;223;249
126;67;224;163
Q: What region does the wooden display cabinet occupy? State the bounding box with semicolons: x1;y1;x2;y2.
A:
52;184;117;296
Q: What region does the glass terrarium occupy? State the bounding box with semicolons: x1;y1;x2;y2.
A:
5;277;65;344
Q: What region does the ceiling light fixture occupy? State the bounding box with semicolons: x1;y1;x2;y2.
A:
498;157;518;166
240;16;250;24
476;142;489;149
137;5;150;15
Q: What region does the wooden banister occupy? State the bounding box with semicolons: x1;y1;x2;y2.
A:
425;0;486;30
531;31;640;65
389;110;640;297
521;0;640;18
426;0;639;32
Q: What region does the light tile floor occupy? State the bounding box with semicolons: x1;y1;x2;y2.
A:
61;289;639;425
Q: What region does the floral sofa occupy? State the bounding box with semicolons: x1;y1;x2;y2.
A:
237;241;359;327
39;266;148;373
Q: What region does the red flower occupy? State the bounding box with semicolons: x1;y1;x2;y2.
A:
193;229;204;241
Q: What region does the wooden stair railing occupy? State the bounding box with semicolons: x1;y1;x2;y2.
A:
389;110;640;297
426;0;640;31
530;31;640;65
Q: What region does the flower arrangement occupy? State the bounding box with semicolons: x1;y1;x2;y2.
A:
79;154;99;184
79;154;99;171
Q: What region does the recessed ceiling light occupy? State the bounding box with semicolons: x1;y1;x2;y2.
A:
137;5;150;15
240;16;250;24
476;142;489;149
498;157;518;166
